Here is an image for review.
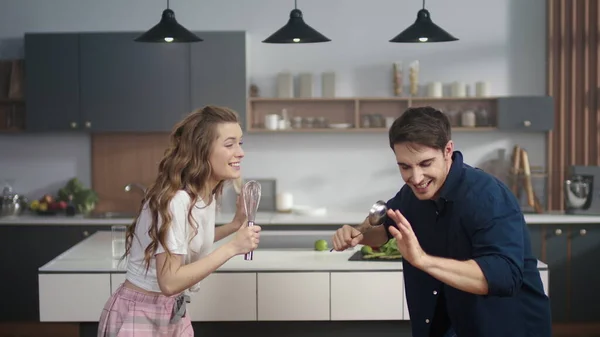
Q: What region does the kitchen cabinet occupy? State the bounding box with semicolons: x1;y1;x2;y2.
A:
39;273;110;322
545;224;568;322
330;272;404;320
496;96;554;132
0;224;107;321
110;272;258;322
79;32;190;132
22;31;249;133
24;33;81;132
536;223;600;324
568;224;600;322
190;31;248;130
188;272;257;321
257;272;330;321
110;273;126;294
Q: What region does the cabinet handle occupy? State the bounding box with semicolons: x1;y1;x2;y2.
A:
523;120;531;127
85;121;91;128
545;228;562;238
70;122;77;128
83;230;89;237
580;229;587;236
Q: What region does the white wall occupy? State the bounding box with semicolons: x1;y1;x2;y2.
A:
0;0;547;212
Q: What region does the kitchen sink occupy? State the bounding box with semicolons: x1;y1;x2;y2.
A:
84;211;137;219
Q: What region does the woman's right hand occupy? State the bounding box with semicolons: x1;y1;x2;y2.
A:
230;222;261;255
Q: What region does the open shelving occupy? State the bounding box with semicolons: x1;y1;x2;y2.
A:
247;96;499;133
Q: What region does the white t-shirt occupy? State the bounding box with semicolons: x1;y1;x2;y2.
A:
125;190;216;293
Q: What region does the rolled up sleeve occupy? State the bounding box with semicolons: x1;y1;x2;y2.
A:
471;189;525;297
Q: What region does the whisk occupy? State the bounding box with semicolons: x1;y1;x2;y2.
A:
242;180;262;261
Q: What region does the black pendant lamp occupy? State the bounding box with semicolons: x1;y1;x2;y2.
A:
390;0;458;43
135;0;202;43
263;0;330;44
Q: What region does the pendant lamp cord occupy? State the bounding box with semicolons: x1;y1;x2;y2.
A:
167;0;170;9
294;0;297;9
422;0;425;9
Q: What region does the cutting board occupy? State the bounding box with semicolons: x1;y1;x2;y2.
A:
348;251;403;262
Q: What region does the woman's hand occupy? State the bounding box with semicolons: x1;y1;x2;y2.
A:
229;222;261;255
232;192;247;229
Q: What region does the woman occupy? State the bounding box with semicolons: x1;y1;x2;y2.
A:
98;106;261;336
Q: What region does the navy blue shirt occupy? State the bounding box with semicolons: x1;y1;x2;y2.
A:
383;151;551;337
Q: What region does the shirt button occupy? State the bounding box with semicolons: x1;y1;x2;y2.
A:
425;319;430;323
433;290;438;295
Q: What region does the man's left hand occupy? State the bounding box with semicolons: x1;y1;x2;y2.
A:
387;209;428;269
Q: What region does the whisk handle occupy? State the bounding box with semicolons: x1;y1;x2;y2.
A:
244;220;255;261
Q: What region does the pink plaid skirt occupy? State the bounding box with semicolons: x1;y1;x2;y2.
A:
97;283;193;337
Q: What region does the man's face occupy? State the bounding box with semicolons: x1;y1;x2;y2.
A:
393;141;454;200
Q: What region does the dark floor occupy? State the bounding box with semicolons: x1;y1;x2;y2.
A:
1;322;600;337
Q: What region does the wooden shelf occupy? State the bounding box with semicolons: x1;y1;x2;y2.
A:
247;96;498;133
247;127;497;133
0;58;25;132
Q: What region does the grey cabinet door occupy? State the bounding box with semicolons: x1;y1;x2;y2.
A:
496;96;554;132
79;32;191;132
190;31;248;130
569;224;600;322
24;33;81;132
0;225;106;321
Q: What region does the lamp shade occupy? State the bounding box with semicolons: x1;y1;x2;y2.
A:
135;9;202;43
390;9;458;43
263;9;330;44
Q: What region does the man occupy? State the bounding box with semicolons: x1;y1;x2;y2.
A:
332;107;551;337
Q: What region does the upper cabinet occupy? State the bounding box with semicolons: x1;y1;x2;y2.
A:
190;31;248;130
23;31;249;133
79;32;190;132
24;33;81;132
496;96;554;132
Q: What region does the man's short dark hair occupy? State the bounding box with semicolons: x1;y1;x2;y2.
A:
388;106;451;151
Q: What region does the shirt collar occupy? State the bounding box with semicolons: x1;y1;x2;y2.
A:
436;150;465;202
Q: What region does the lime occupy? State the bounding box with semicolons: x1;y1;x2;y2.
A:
361;245;373;255
314;239;328;251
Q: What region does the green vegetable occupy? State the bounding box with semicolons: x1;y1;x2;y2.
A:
58;178;98;214
360;238;402;260
379;238;401;256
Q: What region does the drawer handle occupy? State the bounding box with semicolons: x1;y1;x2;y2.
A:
523;120;531;127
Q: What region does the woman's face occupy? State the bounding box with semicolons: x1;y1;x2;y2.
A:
209;122;244;182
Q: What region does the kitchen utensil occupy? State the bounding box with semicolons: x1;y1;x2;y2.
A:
242;180;262;261
330;200;388;252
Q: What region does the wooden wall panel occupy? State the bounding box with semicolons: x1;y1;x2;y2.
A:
547;0;600;211
91;133;169;213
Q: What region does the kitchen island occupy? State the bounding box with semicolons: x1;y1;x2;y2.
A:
38;231;549;337
2;211;600;226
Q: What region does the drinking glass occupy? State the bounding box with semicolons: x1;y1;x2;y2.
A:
111;225;127;259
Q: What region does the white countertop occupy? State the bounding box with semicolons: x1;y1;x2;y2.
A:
4;211;600;226
39;231;549;273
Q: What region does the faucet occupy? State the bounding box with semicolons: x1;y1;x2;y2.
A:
124;183;147;194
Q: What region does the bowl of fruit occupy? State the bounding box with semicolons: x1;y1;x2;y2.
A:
29;194;68;215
